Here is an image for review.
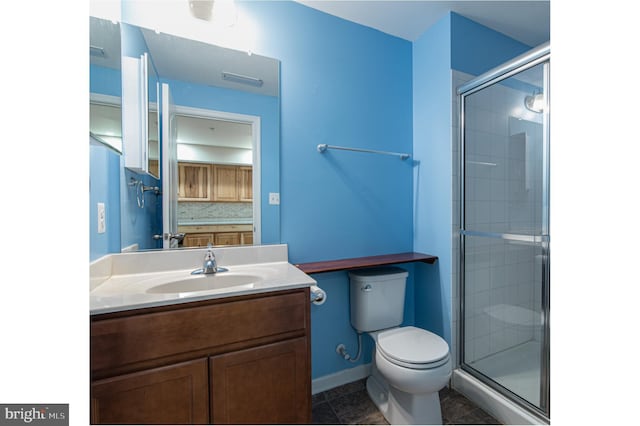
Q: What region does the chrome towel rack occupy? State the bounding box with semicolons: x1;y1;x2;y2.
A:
317;144;410;160
129;178;161;209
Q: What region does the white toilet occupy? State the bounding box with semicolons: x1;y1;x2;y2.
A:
349;267;452;425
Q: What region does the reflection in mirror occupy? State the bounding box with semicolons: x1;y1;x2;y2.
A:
174;109;258;248
90;98;122;153
88;17;280;260
145;52;160;178
128;25;280;252
90;17;123;260
90;17;122;152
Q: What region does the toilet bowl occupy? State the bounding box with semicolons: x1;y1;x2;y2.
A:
348;268;452;425
370;326;452;424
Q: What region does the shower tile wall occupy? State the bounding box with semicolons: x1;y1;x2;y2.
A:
454;70;544;364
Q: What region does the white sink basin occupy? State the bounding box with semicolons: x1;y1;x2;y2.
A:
90;245;318;315
146;273;261;294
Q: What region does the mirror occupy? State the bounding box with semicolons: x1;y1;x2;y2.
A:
145;52;160;178
90;17;122;152
89;17;281;260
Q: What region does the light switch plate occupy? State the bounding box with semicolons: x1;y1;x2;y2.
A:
268;192;280;205
97;202;106;234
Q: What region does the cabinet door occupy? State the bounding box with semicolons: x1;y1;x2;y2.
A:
91;358;209;425
183;233;214;247
179;163;211;201
213;165;238;201
214;232;240;246
240;231;253;245
210;337;310;424
238;166;253;202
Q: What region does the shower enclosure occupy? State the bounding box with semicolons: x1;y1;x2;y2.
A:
457;43;550;422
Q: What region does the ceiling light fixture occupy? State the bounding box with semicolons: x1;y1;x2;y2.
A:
222;71;264;87
188;0;214;21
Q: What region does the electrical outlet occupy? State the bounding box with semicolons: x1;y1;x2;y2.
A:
97;203;106;234
269;192;280;205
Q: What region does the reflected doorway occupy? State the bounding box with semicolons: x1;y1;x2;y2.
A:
172;106;261;247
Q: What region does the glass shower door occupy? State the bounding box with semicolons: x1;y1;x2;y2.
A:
460;59;550;417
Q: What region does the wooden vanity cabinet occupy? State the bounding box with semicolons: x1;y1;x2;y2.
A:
90;359;209;424
90;288;311;424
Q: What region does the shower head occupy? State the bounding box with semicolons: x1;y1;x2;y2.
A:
524;93;544;113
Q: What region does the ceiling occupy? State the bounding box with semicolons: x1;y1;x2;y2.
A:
295;0;550;47
140;28;280;97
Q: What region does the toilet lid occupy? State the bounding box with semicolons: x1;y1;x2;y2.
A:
377;326;449;366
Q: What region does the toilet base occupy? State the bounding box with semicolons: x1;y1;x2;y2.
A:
366;365;444;425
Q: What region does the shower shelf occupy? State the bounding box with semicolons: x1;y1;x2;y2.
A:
295;252;437;274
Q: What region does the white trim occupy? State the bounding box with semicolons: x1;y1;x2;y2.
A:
452;369;549;425
121;243;139;253
172;105;262;245
90;92;121;106
312;363;371;395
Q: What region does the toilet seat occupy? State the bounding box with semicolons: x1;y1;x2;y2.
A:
375;326;450;370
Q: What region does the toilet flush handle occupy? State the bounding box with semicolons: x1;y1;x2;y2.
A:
361;284;372;292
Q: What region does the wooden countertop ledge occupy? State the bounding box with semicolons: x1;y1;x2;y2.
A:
295;252;437;274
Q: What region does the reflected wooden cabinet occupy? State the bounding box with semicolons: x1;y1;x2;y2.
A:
214;232;240;246
179;224;253;248
238;166;253;202
183;233;214;247
90;289;311;424
178;163;212;201
177;162;252;202
213;165;238;202
240;231;253;245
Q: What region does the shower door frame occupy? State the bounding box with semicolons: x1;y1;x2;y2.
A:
457;42;550;421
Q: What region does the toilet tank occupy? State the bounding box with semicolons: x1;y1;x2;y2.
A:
348;267;409;332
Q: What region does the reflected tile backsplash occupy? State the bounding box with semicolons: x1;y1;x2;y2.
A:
178;202;253;224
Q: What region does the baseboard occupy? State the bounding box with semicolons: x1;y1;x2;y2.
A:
312;363;372;395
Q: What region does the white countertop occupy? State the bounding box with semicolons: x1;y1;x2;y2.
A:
90;244;316;315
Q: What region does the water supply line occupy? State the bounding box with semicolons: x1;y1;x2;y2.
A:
336;332;363;363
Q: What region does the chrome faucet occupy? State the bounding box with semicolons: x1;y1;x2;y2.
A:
202;245;218;274
191;244;228;275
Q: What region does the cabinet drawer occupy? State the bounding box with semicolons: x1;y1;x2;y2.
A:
91;290;308;376
183;233;214;247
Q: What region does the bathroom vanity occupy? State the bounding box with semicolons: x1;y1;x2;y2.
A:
90;245;314;424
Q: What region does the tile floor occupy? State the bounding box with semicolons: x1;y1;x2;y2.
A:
311;379;501;425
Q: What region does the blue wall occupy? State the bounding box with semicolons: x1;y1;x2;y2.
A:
412;14;453;343
450;13;531;76
412;11;532;349
90;141;122;260
90;65;123;261
240;1;414;264
237;1;414;379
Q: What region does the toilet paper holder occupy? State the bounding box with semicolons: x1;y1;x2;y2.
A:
310;285;327;305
